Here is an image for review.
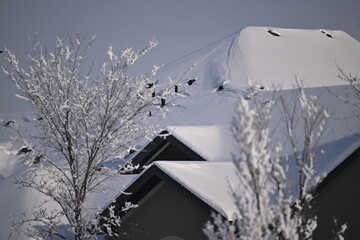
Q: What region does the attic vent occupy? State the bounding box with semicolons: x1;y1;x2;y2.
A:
17;147;32;155
33;155;42;164
146;83;154;88
175;85;178;93
267;29;280;37
4;120;15;127
161;98;166;107
218;85;224;91
244;95;251;100
320;30;332;38
151;91;155;98
262;100;270;105
187;79;196;85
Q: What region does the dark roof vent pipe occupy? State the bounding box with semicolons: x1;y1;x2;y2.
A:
267;29;280;37
161;98;166;107
187;79;196;85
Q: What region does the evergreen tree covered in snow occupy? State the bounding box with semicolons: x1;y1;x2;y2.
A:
3;36;168;239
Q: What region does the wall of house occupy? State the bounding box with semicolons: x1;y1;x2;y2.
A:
154;144;193;161
110;181;210;240
313;155;360;239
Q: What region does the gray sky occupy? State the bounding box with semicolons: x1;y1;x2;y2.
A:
1;0;359;113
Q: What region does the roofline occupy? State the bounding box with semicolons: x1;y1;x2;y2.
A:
101;164;221;225
314;146;360;194
128;131;205;168
104;143;360;229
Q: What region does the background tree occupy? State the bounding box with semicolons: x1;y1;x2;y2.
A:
203;82;341;240
3;35;168;239
329;67;360;112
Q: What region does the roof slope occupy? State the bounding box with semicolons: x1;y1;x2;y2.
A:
148;27;360;206
155;161;239;220
2;26;360;236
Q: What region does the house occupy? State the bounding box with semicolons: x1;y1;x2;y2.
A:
124;126;236;173
103;134;360;239
312;146;360;239
101;27;360;239
102;161;238;240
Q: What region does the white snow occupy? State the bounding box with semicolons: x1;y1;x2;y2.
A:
148;27;360;218
155;161;239;220
166;125;237;162
0;112;136;239
1;26;360;236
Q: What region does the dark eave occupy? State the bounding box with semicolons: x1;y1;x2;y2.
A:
314;146;360;194
123;131;206;173
101;163;216;226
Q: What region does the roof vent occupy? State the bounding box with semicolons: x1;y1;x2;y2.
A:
320;30;332;38
146;83;154;88
33;155;42;164
17;147;32;155
161;98;166;107
218;85;224;91
4;120;15;127
187;79;196;85
267;29;280;37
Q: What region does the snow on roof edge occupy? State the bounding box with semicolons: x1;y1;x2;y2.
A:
154;161;237;220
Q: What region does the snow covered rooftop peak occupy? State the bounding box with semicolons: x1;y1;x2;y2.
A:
157;26;360;92
240;27;360;89
157;26;360;128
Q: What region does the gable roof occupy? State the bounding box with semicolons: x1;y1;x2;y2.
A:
104;144;360;225
166;125;237;162
103;26;360;226
154;161;238;220
157;26;360;93
152;27;360;194
124;130;205;173
101;162;226;223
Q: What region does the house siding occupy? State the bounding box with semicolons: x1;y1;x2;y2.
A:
313;153;360;239
110;181;210;240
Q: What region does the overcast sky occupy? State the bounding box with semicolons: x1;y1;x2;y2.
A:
1;0;359;113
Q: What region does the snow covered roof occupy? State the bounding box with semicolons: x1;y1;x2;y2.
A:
239;27;360;89
155;161;239;220
158;26;360;93
104;26;360;224
166;125;237;162
140;27;360;216
153;26;360;174
2;26;360;236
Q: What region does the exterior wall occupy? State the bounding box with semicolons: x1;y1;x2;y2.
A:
313;155;360;239
153;144;193;161
111;182;210;240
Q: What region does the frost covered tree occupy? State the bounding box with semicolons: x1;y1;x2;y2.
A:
203;82;339;240
329;67;360;112
3;36;168;239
